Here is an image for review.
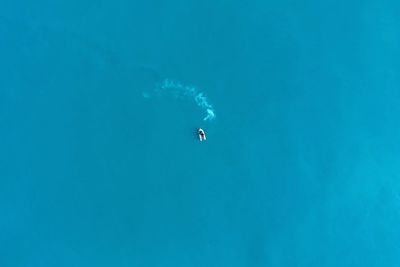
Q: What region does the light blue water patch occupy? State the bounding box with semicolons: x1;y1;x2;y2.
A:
1;0;400;266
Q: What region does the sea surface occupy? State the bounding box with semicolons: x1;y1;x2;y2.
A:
1;0;400;266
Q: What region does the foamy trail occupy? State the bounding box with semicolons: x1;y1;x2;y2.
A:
150;79;216;121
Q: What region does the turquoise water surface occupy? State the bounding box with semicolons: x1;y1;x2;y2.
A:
1;0;400;266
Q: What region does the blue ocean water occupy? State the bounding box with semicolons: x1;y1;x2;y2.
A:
1;0;400;266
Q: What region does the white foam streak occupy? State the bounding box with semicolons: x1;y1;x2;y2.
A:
155;79;216;121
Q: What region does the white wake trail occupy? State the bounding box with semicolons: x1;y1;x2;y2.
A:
152;79;216;121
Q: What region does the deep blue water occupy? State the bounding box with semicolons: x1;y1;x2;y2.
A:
1;0;400;266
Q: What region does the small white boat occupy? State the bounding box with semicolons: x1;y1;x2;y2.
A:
198;128;206;141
